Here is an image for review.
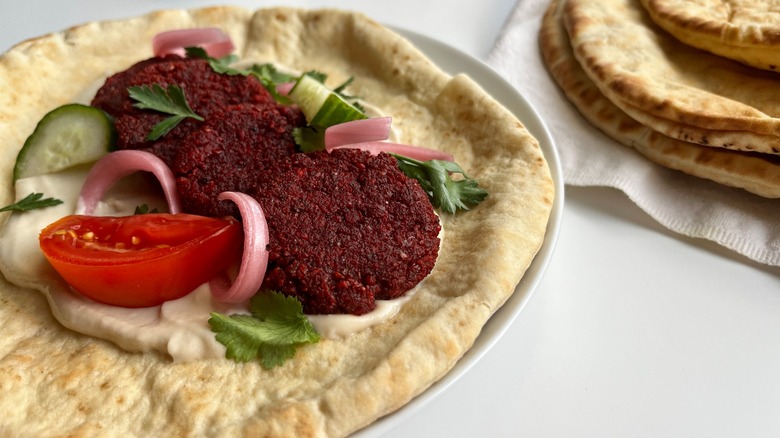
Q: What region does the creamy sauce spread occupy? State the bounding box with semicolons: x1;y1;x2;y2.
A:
0;59;436;362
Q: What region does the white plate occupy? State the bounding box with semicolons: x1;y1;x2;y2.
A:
353;29;565;437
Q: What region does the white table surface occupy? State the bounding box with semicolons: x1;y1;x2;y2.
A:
3;1;780;437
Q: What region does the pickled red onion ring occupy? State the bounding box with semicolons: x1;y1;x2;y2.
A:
152;28;234;58
324;117;392;147
325;117;454;161
209;192;269;303
276;82;295;96
75;150;181;215
329;141;455;162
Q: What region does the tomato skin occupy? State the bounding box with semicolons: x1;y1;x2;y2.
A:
39;214;243;308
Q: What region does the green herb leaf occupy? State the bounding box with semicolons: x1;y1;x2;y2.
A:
209;314;274;362
302;70;328;84
185;47;299;105
128;84;204;140
184;46;209;59
0;192;63;213
208;291;320;369
248;64;298;105
331;76;365;112
332;76;354;95
134;204;159;215
392;155;488;213
185;47;243;76
250;63;298;86
292;126;326;153
304;72;365;113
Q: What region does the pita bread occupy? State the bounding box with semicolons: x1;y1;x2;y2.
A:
0;6;554;436
540;0;780;198
640;0;780;72
562;0;780;154
618;100;780;154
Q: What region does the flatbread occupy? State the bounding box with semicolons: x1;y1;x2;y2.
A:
640;0;780;72
540;0;780;198
562;0;780;154
618;99;780;154
0;6;554;437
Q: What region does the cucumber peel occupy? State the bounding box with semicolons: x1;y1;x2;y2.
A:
288;74;366;128
13;103;115;181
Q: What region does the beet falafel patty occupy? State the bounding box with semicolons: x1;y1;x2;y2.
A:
172;102;304;218
252;149;441;316
91;56;303;165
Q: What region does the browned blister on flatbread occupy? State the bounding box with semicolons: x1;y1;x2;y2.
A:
0;7;553;437
540;0;780;198
640;0;780;72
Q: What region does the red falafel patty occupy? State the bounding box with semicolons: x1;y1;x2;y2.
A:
91;56;303;166
251;149;441;316
172;102;304;218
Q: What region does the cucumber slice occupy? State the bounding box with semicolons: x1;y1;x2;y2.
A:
288;74;366;127
13;103;115;181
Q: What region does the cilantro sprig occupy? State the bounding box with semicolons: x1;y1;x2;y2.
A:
0;192;62;213
185;47;243;76
128;84;204;141
247;63;300;104
292;126;326;153
392;155;488;213
133;204;159;215
186;47;297;104
300;71;365;113
209;291;320;369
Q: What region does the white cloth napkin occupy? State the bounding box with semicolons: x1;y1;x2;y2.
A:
486;0;780;266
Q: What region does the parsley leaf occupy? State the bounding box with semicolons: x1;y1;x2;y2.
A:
185;48;298;105
251;63;298;85
392;155;488;213
0;192;62;213
248;64;299;104
208;291;320;369
302;72;365;113
292;126;325;153
134;204;159;215
331;76;365;112
185;47;243;76
128;84;204;141
303;70;327;84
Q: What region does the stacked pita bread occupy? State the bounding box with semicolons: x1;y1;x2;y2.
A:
641;0;780;72
539;0;780;198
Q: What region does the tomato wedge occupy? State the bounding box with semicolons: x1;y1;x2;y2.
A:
39;214;243;308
